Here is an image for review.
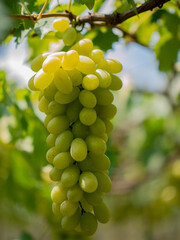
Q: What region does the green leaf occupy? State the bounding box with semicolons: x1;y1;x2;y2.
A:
127;0;138;15
74;0;95;10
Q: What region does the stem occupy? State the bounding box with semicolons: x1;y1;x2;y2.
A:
37;0;50;20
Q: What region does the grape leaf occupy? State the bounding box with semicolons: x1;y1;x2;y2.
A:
74;0;95;10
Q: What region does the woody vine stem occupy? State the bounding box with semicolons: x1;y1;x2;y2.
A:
11;0;170;28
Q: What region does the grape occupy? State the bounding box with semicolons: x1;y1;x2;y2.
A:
70;138;87;161
50;51;65;60
84;190;104;206
76;56;96;74
53;152;74;169
55;87;80;104
34;69;54;90
51;183;67;203
80;213;98;236
60;200;78;216
55;130;73;152
89;49;103;63
79;90;97;108
93;201;110;223
66;69;82;86
48;101;66;116
79;171;98;193
85;135;106;154
43;82;57;101
61;165;80;188
42;56;61;73
62;50;79;70
66;99;82;123
63;27;77;46
61;207;81;231
49;167;63;181
103;119;113;133
46;146;59;164
53;18;70;32
109;74;123;91
79;108;97;126
44;114;54;128
93;171;112;192
72;38;93;55
67;184;83;202
82;74;99;91
95;104;117;119
80;198;93;212
98;59;122;73
95;69;111;88
38;96;49;113
28;75;37;91
52;202;62;217
46;133;57;147
54;68;73;94
93;88;114;105
72;121;89;139
31;52;50;72
88;152;110;171
47;115;69;134
89;117;106;136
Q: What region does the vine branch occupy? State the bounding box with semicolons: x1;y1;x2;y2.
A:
11;0;170;27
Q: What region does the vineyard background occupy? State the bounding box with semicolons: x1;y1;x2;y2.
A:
0;0;180;239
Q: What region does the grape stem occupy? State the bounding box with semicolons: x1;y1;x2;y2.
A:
11;0;170;27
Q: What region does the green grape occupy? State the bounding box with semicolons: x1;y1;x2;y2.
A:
47;115;69;134
66;99;82;123
89;152;110;171
109;74;123;90
50;51;65;60
55;130;73;152
48;100;66;116
53;152;74;170
80;213;98;236
44;114;54;128
49;167;63;181
60;200;78;216
98;59;122;73
34;69;54;90
79;108;97;126
67;184;83;202
46;146;59;164
43;82;57;101
89;117;106;136
80;197;93;212
51;183;67;203
38;91;43;100
95;104;117;119
54;68;73;94
79;171;98;193
66;69;82;86
72;38;93;55
62;50;79;70
55;87;80;104
53;18;70;32
76;56;96;74
89;49;103;63
93;201;110;223
103;119;113;133
93;88;114;105
61;165;80;188
28;75;37;91
78;156;94;171
70;138;87;162
38;96;49;113
61;207;81;231
72;121;89;139
84;190;104;206
85;135;106;154
95;69;111;88
42;56;61;73
93;171;112;192
63;27;77;46
31;52;50;72
46;133;57;147
82;74;99;91
52;202;62;217
79;90;97;108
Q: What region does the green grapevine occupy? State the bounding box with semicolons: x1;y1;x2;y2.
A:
28;18;123;236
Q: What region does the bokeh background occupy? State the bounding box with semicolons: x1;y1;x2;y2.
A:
0;0;180;239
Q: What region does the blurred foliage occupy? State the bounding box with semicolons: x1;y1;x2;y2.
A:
0;0;180;239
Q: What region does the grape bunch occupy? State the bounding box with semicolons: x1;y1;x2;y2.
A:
28;18;122;236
